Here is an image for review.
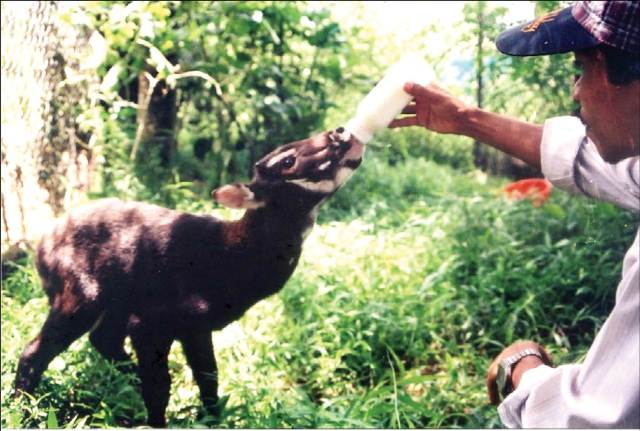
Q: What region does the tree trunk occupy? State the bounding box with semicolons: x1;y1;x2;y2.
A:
473;1;487;171
471;2;541;179
136;73;177;166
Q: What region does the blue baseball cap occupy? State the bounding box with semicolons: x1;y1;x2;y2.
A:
496;1;640;56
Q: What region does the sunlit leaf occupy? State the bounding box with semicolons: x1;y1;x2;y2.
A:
47;410;58;429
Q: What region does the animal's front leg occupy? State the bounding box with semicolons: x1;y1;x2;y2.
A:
180;331;219;418
131;331;173;427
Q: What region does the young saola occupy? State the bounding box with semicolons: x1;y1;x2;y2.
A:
14;128;364;427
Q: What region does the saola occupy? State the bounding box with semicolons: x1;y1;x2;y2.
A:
14;128;365;427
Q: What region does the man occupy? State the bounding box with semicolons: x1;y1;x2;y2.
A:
390;1;639;427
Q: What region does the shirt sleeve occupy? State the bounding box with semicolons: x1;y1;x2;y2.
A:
540;116;639;213
497;116;640;428
498;230;639;427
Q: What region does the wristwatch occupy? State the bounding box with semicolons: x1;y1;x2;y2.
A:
496;348;543;400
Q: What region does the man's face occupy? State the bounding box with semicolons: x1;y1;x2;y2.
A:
573;50;640;164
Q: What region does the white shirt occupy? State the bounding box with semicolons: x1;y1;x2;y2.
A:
498;116;640;428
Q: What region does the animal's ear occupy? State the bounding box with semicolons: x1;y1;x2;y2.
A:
212;184;265;209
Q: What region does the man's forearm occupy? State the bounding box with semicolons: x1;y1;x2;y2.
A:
458;107;543;170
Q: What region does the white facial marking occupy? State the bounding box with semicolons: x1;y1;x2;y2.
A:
287;178;336;193
318;160;332;171
334;167;354;187
266;149;296;168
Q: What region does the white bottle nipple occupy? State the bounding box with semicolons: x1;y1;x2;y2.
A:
345;54;434;144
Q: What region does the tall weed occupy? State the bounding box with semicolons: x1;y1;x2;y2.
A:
2;156;636;428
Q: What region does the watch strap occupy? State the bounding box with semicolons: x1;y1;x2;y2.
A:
498;348;543;398
500;348;542;368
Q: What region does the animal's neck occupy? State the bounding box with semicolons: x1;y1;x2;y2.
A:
222;205;318;251
215;205;318;304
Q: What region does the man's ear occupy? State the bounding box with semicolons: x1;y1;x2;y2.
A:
212;184;265;209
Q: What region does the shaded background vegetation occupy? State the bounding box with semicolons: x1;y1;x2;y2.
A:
2;0;637;428
64;0;578;204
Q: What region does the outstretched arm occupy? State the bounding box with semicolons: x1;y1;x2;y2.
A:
389;82;543;170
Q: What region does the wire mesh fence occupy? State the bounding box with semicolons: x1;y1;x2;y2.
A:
1;1;96;253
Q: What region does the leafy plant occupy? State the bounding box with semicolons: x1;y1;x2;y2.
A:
65;1;356;206
3;154;635;428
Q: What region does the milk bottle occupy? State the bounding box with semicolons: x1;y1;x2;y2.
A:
345;54;435;144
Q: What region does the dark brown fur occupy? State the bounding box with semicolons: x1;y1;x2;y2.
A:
14;130;364;427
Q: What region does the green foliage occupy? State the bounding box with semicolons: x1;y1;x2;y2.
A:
63;0;587;206
171;1;351;174
488;3;577;124
4;1;635;428
368;128;475;170
68;1;356;205
460;1;578;122
3;156;636;428
453;1;578;173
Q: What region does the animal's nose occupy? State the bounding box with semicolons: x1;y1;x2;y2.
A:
338;139;351;151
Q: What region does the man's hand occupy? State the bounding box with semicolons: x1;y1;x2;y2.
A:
388;81;544;170
388;82;472;135
486;340;553;405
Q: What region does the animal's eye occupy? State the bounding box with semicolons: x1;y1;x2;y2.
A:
281;156;296;169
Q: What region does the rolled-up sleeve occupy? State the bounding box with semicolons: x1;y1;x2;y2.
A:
497;116;640;428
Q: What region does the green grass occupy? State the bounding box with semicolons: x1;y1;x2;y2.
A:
2;156;637;428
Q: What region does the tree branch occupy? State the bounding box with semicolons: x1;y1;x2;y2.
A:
130;71;159;161
168;70;252;148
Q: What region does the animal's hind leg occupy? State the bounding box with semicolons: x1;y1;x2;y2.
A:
14;303;101;394
89;312;136;375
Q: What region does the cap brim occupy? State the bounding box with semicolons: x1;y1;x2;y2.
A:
496;6;600;57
